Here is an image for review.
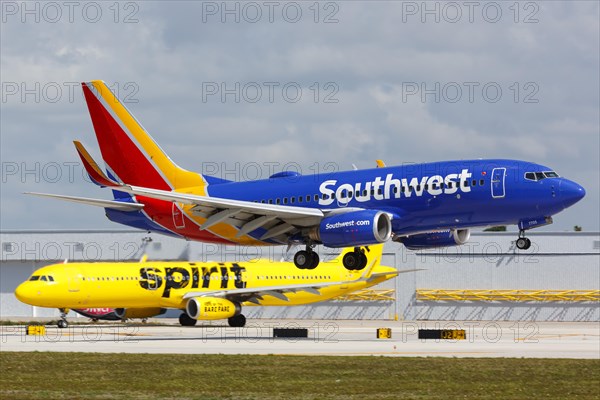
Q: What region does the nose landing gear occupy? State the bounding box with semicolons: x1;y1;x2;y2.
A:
57;308;69;328
516;231;532;250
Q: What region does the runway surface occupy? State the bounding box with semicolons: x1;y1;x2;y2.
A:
1;320;598;358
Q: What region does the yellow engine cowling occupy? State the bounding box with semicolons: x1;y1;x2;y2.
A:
186;297;240;320
114;308;166;319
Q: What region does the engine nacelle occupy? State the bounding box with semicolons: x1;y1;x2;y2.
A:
186;297;240;320
114;307;166;319
309;210;392;248
400;229;471;250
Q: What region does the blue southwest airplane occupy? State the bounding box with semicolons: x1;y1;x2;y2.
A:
28;81;586;270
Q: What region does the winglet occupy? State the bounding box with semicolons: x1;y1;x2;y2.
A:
376;159;386;168
74;141;120;187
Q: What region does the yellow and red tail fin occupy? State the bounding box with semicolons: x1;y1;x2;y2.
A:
81;80;204;191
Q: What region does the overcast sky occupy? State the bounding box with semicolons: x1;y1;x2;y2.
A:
1;1;598;232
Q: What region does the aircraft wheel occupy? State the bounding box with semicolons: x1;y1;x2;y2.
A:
343;252;360;270
57;320;68;329
179;313;197;327
308;252;320;270
228;314;246;328
516;237;531;250
294;251;311;269
358;252;368;270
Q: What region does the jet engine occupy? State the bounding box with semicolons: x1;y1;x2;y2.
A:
185;297;240;320
309;210;392;248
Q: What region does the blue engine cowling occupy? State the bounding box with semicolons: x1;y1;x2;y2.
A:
399;229;470;250
309;210;392;248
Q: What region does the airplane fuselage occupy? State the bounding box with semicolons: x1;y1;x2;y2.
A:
15;258;395;310
106;159;584;245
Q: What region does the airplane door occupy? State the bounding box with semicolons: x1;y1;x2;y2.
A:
172;203;186;229
491;168;506;198
65;267;81;292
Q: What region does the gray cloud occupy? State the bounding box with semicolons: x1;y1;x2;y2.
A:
1;1;598;231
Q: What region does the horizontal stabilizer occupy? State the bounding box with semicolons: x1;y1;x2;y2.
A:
25;192;144;211
368;268;424;279
73;141;120;187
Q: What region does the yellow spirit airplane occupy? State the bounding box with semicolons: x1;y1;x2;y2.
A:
15;245;403;328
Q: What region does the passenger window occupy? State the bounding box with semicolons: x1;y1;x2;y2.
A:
378;188;383;195
348;191;353;198
276;198;280;204
268;199;273;204
298;196;302;203
480;179;485;186
283;198;288;204
463;180;469;187
314;194;319;201
472;180;477;186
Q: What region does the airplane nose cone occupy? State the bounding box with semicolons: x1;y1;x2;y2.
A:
560;179;586;209
14;283;28;303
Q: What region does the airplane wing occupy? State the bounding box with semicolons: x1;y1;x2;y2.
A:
72;140;330;241
24;192;144;211
181;258;404;304
182;281;348;304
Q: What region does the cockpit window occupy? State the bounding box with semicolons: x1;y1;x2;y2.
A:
29;275;40;281
525;171;560;181
48;276;54;282
40;276;47;281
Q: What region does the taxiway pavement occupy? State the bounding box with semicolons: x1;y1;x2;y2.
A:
1;320;598;358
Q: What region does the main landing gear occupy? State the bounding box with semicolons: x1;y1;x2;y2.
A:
57;308;68;329
179;313;197;327
294;245;320;270
228;314;246;328
342;247;368;271
516;231;532;250
178;313;247;328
